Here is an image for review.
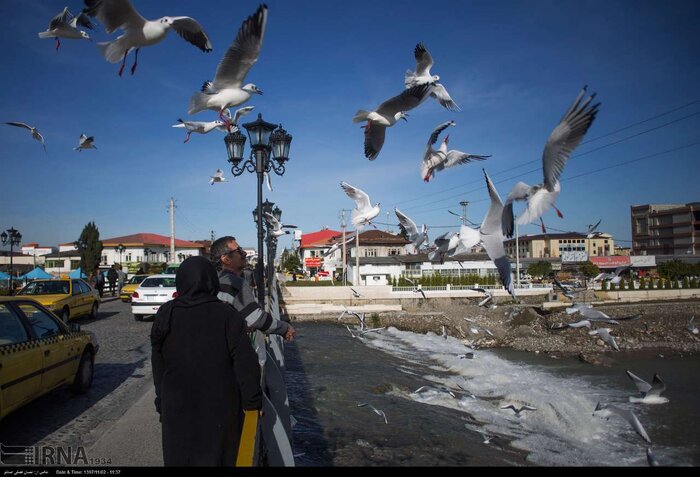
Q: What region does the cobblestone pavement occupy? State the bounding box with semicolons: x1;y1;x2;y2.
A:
0;298;154;457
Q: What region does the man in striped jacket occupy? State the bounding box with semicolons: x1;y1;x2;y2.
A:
210;236;295;341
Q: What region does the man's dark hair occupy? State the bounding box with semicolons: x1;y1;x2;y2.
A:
210;236;237;267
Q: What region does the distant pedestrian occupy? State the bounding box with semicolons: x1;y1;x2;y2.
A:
151;256;262;466
116;265;127;295
94;266;105;298
210;236;296;341
107;265;118;296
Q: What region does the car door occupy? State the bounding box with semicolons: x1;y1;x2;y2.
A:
71;280;87;317
0;302;43;416
18;302;77;392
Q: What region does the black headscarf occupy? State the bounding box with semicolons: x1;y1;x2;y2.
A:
151;256;222;350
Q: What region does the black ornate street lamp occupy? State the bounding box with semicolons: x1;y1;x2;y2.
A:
114;243;125;266
1;227;22;294
143;247;151;265
177;252;186;263
224;113;292;307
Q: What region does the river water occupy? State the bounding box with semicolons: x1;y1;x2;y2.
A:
285;321;700;466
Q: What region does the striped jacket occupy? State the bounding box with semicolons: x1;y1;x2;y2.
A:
217;269;289;336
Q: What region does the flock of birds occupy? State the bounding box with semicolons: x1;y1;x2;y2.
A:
7;0;270;185
340;75;600;297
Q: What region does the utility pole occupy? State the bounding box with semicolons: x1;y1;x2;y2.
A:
459;201;469;225
355;228;360;286
210;230;215;242
341;209;347;286
386;211;390;233
167;197;176;263
515;219;521;289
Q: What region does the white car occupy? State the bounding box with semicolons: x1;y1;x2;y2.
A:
131;274;177;321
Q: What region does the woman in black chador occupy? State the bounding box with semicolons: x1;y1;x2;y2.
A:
151;256;262;466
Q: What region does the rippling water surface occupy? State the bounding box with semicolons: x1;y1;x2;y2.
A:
285;321;700;466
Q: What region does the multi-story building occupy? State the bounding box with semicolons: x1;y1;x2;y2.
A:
20;243;56;266
503;232;614;259
631;202;700;255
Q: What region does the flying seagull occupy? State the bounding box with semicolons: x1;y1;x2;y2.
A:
83;0;213;76
350;287;362;298
395;208;428;254
588;328;619;351
74;133;97;151
357;403;388;424
625;370;669;404
263;212;296;237
322;235;355;258
39;7;95;50
480;169;515;298
353;83;432;160
188;5;266;123
586;219;602;238
404;277;426;298
686;315;698;334
404;42;460;111
209;168;226;185
421;121;490;182
472;287;495;308
500;404;537;417
340;182;380;229
5;122;47;152
502;87;600;238
172;118;226;143
594;402;651;444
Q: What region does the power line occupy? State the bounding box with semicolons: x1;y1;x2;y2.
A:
395;101;700;210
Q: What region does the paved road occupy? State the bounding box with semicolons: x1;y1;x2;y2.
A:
0;297;158;464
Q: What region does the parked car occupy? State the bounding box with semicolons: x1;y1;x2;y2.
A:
16;278;100;322
0;297;99;421
163;264;180;275
131;274;177;321
119;274;150;302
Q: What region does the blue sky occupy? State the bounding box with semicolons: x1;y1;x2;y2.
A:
0;0;698;252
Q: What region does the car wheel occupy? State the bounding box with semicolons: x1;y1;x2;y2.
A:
70;350;94;394
133;314;142;322
61;307;70;322
90;302;99;319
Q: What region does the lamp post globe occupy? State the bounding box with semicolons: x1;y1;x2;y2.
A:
223;113;291;308
1;227;22;294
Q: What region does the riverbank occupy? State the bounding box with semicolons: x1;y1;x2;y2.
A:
286;298;700;366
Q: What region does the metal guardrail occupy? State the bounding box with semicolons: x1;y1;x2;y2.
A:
391;284;552;292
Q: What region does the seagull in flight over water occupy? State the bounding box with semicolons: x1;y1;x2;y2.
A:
500;404;537;417
357;403;388;424
83;0;213;76
625;370;669;404
340;182;380;229
502;87;600;238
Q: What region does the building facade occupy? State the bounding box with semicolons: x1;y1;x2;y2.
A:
631;202;700;255
503;232;614;259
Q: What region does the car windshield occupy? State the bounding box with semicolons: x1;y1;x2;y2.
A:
19;280;69;295
128;275;148;284
140;277;176;288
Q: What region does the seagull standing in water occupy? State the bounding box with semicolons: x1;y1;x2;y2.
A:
188;5;267;124
38;7;95;50
5;122;47;153
625;370;669;404
421;121;490;182
404;42;460;111
83;0;213;76
340;182;380;229
74;134;97;151
502;87;601;237
353;83;431;160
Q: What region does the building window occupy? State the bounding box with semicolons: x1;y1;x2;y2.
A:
388;248;401;256
70;260;81;269
46;260;63;268
126;253;132;261
364;248;377;257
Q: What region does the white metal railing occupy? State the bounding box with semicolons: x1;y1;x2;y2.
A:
391;284;552;292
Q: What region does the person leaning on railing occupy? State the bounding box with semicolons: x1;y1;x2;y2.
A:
210;236;296;342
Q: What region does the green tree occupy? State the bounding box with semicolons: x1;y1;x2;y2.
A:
601;280;608;291
528;261;552;279
280;250;302;273
639;277;646;289
75;221;103;278
579;261;601;286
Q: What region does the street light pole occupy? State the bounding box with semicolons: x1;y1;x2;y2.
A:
225;113;292;307
1;227;22;294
